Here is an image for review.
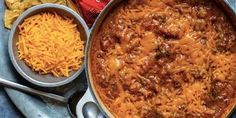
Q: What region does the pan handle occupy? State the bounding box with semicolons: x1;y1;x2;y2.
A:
76;87;97;118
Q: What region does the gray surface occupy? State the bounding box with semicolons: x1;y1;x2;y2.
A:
0;0;87;117
0;88;23;118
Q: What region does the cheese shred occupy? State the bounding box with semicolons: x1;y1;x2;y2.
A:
17;12;84;77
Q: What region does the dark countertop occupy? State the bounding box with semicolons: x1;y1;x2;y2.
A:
0;88;23;118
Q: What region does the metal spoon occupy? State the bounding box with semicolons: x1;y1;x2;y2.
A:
82;102;105;118
0;77;101;118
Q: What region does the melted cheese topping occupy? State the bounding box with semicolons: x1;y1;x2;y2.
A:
91;0;236;117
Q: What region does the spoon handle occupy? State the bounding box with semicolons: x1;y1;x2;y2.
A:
0;77;68;103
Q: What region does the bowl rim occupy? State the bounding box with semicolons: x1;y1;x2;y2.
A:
85;0;122;117
85;0;236;117
8;3;89;87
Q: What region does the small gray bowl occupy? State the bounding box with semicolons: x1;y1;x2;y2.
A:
8;3;89;87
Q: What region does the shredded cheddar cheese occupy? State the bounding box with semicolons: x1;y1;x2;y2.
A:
17;12;84;77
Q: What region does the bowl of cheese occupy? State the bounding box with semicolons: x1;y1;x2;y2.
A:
8;3;89;87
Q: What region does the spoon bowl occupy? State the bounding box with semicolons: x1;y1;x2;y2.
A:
83;102;103;118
